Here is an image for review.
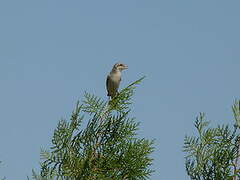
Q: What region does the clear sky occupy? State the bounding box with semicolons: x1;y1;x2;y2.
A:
0;1;240;179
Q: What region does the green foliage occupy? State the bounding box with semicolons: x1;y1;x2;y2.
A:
32;77;154;180
0;161;6;180
28;169;60;180
108;76;145;112
233;100;240;129
183;108;240;180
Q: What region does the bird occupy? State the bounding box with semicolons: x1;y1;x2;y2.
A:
106;63;128;99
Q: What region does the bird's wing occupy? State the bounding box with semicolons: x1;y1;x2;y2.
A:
106;75;110;88
106;75;111;96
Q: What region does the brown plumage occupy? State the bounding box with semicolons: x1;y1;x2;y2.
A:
106;63;128;99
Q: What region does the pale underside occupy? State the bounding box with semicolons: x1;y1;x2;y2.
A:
106;72;121;98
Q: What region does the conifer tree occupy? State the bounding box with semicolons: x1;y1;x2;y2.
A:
183;100;240;180
31;77;154;180
0;161;6;180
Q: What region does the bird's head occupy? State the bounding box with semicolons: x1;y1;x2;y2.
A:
112;63;128;71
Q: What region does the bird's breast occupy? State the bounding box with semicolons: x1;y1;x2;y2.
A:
110;72;120;81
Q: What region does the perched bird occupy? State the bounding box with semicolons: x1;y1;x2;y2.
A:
106;63;128;99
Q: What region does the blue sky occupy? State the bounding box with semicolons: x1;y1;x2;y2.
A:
0;1;240;179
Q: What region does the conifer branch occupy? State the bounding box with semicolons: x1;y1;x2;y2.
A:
32;77;154;180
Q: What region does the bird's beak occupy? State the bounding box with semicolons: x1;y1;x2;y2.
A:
123;65;128;70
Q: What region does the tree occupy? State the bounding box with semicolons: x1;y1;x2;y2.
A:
183;100;240;180
0;161;6;180
31;77;154;180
